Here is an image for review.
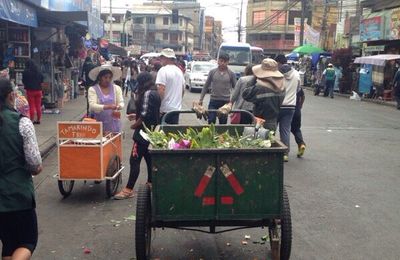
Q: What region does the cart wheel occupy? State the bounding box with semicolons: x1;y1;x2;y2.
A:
106;155;122;198
58;180;74;198
269;187;292;260
136;184;152;260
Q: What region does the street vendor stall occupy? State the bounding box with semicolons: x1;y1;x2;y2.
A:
57;121;124;198
354;54;400;99
135;110;292;260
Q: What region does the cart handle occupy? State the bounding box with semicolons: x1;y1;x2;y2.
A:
161;109;255;125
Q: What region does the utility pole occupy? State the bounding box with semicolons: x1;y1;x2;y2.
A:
300;0;307;46
109;0;112;42
320;0;328;49
238;0;243;42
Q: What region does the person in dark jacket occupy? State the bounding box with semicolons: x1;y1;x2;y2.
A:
0;78;43;260
114;72;161;200
81;57;96;89
22;59;44;124
242;58;285;131
392;67;400;110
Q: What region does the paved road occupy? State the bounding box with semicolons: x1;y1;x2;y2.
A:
32;90;400;260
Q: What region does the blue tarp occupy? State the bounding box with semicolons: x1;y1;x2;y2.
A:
0;0;38;27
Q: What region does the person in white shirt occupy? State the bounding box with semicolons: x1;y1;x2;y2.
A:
155;48;185;124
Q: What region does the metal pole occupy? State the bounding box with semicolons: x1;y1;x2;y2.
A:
320;0;328;49
238;0;243;42
122;14;126;46
300;0;306;46
109;0;112;42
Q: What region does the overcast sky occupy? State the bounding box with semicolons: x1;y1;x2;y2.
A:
101;0;247;43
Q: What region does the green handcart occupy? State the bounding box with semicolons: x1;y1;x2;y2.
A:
135;110;292;260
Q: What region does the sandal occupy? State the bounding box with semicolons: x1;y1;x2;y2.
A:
114;189;135;200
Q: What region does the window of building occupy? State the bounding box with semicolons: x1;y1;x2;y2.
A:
147;32;155;42
146;17;155;24
179;18;183;26
285;34;294;40
179;33;183;41
133;32;144;39
133;17;143;24
288;10;302;25
170;33;178;42
253;11;266;25
270;10;287;25
163;17;169;25
163;33;169;40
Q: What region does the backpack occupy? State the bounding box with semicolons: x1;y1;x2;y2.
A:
325;68;335;81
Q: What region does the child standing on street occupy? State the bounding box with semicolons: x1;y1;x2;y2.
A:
114;72;161;200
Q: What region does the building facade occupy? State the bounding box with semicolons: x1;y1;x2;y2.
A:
246;0;302;55
102;5;194;54
150;0;205;51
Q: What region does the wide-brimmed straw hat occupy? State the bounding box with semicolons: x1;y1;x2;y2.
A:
252;58;283;79
89;64;122;81
160;48;176;59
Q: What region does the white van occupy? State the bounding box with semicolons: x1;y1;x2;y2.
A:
217;42;252;78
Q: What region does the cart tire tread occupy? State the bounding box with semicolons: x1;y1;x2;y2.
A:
57;180;74;198
280;187;292;260
136;184;151;260
106;155;122;198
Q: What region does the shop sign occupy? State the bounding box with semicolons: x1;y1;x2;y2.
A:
40;0;91;12
0;0;38;27
88;13;104;39
360;16;382;42
364;45;385;53
390;8;400;40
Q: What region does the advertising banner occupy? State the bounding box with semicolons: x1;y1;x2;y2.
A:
0;0;38;27
294;18;319;47
390;8;400;40
360;16;382;41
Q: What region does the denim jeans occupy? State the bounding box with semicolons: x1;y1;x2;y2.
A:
278;108;295;153
161;112;180;125
324;80;335;97
291;108;305;146
208;99;229;124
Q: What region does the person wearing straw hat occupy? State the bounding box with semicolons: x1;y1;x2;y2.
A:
242;58;285;131
88;64;124;133
156;48;185;124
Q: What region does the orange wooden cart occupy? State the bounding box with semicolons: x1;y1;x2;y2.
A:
57;121;124;198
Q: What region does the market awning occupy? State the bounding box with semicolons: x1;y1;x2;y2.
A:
0;0;38;27
108;43;127;57
37;10;103;39
354;54;400;66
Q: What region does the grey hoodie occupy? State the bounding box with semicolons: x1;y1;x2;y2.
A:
280;64;300;108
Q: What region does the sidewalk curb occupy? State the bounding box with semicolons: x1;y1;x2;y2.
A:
303;87;397;108
39;110;86;160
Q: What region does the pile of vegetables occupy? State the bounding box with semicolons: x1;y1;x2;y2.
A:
144;125;275;150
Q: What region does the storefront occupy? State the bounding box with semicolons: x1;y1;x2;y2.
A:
32;3;103;108
0;0;38;86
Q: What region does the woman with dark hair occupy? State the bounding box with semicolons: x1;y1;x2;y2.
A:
0;78;42;260
88;64;124;133
125;61;139;97
114;72;161;200
229;64;255;124
22;59;44;124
